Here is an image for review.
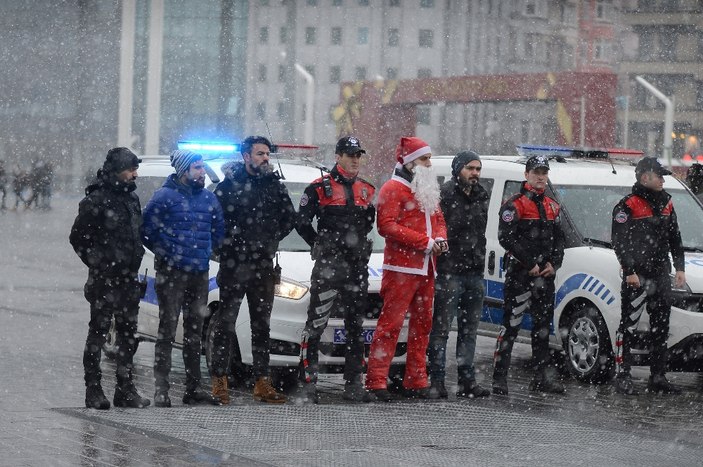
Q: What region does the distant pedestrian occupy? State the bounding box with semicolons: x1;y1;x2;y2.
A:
0;160;7;210
611;157;685;395
365;136;448;401
69;147;150;410
428;151;491;399
142;149;225;407
209;136;295;404
492;154;565;395
296;136;376;403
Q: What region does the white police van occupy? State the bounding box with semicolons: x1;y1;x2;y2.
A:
104;141;408;388
433;146;703;382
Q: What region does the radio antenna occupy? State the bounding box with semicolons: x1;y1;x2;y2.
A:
265;122;285;180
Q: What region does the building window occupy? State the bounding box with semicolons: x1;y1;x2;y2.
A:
417;106;431;125
387;67;398;79
390;0;400;6
593;40;612;61
259;0;269;5
331;27;342;45
330;65;341;83
259;27;269;44
280;27;288;44
660;31;677;61
258;64;267;82
278;65;286;82
525;33;539;58
332;0;342;5
358;0;369;5
420;0;434;7
419;29;434;48
388;28;399;47
277;102;285;119
256;102;266;120
305;27;317;45
307;0;318;5
358;27;369;45
355;66;367;80
595;0;613;21
417;68;432;78
525;0;547;17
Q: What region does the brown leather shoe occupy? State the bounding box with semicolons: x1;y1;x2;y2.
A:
212;375;230;405
253;377;286;404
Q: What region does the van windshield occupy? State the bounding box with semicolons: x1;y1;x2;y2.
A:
553;184;703;251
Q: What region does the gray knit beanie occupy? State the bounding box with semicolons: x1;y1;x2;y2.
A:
170;150;202;177
451;150;481;178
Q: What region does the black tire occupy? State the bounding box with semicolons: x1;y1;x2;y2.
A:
562;303;614;383
102;317;118;359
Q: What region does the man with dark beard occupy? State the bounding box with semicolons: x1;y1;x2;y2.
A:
209;136;295;404
611;157;685;395
70;147;150;409
142;149;224;407
428;151;491;399
365;136;447;401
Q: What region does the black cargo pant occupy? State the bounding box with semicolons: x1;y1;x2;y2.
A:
153;267;209;393
83;272;141;388
494;267;555;379
300;254;369;384
211;262;276;379
615;273;672;377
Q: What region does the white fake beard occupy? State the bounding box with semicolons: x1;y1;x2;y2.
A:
410;165;440;213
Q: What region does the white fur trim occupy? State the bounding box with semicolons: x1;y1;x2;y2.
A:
402;145;431;165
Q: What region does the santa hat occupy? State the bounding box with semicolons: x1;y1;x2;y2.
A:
395;137;431;169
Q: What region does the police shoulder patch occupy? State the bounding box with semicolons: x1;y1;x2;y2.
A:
614;211;628;223
501;209;515;222
299;193;309;207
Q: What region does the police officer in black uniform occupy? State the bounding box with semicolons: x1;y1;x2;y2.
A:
296;136;376;403
611;157;685;395
70;148;150;410
492;155;566;395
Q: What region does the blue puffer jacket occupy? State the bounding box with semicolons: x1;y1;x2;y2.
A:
142;174;224;273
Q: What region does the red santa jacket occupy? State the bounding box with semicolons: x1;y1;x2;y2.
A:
377;174;447;276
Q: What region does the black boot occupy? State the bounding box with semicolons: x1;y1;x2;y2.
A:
427;380;448;400
492;376;509;395
183;387;221;405
153;390;172;408
647;374;681;395
529;368;565;394
457;380;490;398
85;384;110;410
614;373;639;396
343;379;376;403
113;383;151;408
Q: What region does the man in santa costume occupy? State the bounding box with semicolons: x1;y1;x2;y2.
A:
366;136;448;401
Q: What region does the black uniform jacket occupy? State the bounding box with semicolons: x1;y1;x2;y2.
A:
297;164;375;259
612;182;685;277
436;178;489;275
69;171;145;278
498;181;565;272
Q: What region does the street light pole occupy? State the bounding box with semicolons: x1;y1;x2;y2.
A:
294;63;314;145
144;0;164;155
117;0;136;148
635;76;674;167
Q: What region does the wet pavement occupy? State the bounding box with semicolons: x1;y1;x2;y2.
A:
2;195;703;466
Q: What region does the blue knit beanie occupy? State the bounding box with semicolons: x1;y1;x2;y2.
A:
170;150;202;177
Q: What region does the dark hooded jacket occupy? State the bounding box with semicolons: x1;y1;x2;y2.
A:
612;182;685;277
436;178;489;275
69;169;144;277
214;161;295;268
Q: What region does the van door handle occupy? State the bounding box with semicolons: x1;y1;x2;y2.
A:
488;251;495;275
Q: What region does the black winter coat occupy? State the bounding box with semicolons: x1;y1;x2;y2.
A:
436;179;489;275
214;162;295;269
69;171;145;278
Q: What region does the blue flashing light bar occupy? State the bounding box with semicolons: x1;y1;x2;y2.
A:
178;141;239;154
516;145;576;157
516;144;643;159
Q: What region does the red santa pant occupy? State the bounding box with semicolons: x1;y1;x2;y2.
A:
366;269;435;390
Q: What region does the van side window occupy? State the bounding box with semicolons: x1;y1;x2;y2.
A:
479;178;494;200
502;180;522;204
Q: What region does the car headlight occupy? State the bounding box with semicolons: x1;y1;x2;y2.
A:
275;278;309;300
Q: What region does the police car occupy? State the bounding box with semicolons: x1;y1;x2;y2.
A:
104;141;408;388
432;145;703;382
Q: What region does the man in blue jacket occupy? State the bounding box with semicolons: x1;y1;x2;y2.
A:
142;149;225;407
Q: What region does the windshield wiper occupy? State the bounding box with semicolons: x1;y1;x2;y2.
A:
683;246;703;253
582;237;612;248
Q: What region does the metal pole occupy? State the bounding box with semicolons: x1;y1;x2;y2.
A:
145;0;164;155
623;95;629;149
580;96;585;147
635;76;673;167
294;63;314;145
117;0;136;148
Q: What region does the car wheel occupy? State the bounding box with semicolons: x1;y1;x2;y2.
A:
102;317;118;359
563;303;614;383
